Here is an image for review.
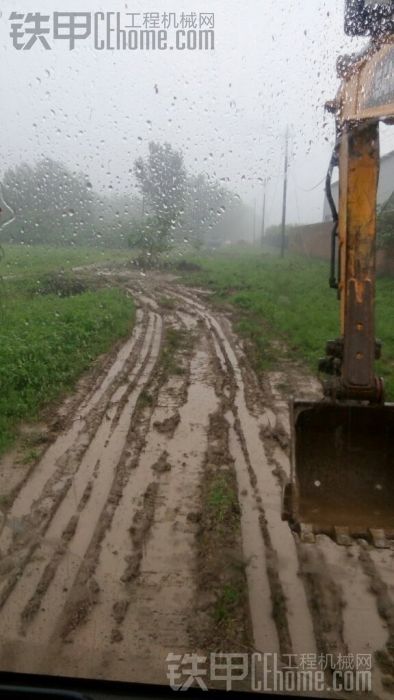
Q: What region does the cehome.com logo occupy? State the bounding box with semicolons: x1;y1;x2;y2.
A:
8;11;215;51
166;652;373;693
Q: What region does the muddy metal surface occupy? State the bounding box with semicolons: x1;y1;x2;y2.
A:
0;270;393;696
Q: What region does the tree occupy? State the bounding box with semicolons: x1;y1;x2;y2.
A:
132;142;253;256
92;192;143;248
1;159;96;245
128;215;173;266
133;142;187;257
181;174;229;248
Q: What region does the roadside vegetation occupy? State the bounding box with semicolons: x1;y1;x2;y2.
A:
0;245;135;453
177;247;394;399
1;244;131;278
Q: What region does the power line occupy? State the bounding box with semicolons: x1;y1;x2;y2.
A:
292;174;327;192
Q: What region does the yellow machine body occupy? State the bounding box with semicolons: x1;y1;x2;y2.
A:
283;26;394;545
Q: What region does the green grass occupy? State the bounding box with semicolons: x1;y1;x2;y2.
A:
214;583;242;623
178;248;394;399
159;327;188;377
208;474;238;524
1;244;131;277
158;295;177;310
0;245;135;453
138;389;154;408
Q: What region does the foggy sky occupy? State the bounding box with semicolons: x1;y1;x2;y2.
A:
1;0;394;233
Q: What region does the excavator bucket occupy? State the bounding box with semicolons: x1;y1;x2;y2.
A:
283;400;394;545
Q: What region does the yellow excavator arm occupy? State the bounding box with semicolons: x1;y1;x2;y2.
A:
282;2;394;547
323;37;394;402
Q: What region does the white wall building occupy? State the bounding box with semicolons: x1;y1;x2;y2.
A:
323;149;394;221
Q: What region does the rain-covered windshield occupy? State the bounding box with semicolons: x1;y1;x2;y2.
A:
1;0;394;695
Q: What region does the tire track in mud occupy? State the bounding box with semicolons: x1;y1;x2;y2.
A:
169;287;316;658
103;336;219;683
22;314;162;636
263;368;394;697
251;367;391;686
201;324;280;656
166;285;394;697
41;311;220;683
259;363;394;698
0;311;151;616
0;305;162;668
318;539;391;698
0;307;148;550
0;274;393;697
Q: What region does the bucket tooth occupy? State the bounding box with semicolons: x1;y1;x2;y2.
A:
334;526;352;546
369;529;389;549
300;523;315;543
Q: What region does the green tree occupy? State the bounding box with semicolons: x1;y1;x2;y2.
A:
133;142;187;258
128;215;173;266
1;159;96;246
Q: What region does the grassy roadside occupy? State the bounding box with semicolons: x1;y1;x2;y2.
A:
0;245;135;453
177;248;394;399
1;244;132;277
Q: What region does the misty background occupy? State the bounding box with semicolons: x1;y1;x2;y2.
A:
1;0;394;245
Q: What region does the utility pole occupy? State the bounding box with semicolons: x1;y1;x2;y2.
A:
280;128;289;258
253;198;257;244
261;183;266;243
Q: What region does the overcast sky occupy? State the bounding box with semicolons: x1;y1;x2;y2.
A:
1;0;394;231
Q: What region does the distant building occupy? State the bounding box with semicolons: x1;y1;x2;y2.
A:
323;149;394;221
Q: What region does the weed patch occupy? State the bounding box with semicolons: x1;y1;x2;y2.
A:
159;327;189;378
32;272;92;298
214;583;242;623
208;475;239;524
177;249;394;398
0;283;134;453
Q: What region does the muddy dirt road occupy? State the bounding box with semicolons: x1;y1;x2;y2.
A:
0;270;393;695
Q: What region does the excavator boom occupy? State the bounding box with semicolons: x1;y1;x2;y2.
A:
283;2;394;546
